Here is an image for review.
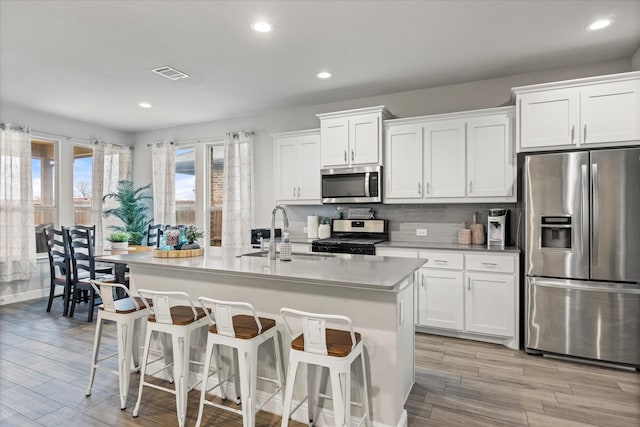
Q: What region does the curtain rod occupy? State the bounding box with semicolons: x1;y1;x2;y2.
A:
1;122;131;148
146;135;226;147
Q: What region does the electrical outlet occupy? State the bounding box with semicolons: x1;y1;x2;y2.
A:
416;228;428;237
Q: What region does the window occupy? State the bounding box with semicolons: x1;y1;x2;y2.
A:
32;139;57;252
73;145;93;226
208;145;224;246
175;147;196;225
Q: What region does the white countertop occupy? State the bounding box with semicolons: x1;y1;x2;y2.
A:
97;246;426;292
378;241;521;253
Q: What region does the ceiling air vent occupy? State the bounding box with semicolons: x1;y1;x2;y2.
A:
151;66;190;80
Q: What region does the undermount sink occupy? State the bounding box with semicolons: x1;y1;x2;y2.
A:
237;251;336;260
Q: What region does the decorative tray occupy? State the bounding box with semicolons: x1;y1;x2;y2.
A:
153;248;204;258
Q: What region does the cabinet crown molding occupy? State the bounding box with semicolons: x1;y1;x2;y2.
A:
384;106;514;127
271;128;320;139
316;105;392;120
510;70;640;99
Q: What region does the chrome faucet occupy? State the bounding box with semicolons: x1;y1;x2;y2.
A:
269;205;289;260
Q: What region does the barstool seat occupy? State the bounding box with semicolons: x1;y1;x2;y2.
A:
133;290;210;427
280;308;371;427
195;298;284;427
85;280;150;410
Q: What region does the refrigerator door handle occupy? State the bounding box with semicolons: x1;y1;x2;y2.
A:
591;163;599;265
581;164;589;260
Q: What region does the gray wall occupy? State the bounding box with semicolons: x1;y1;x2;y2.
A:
131;59;630;228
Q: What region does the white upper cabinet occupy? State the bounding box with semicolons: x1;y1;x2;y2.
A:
385;123;423;199
513;71;640;152
423;120;466;198
467;114;514;198
317;106;391;168
273;129;321;205
384;106;516;204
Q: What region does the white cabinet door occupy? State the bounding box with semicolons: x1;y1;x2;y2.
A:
423;120;466;198
581;80;640;145
298;137;321;200
385;124;423;199
465;272;515;337
350;113;380;165
519;88;579;149
417;269;464;331
467;114;514;198
320;116;349;167
274;139;299;202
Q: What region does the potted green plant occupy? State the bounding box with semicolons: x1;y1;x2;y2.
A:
182;225;204;250
107;231;131;249
102;180;153;246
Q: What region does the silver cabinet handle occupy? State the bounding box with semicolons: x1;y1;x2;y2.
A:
417;182;421;195
584;124;587;143
468;277;471;291
481;262;497;266
571;125;575;143
426;182;431;194
469;181;473;193
297;186;301;199
351;150;354;162
293;186;296;198
344;150;347;163
592;163;599;265
434;259;448;264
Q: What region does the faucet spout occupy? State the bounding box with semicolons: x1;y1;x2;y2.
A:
269;205;288;260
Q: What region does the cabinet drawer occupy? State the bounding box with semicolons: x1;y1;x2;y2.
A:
419;251;463;270
377;248;418;258
465;253;514;273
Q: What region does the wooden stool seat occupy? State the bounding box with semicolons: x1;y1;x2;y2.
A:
209;314;276;339
148;305;208;325
291;329;362;357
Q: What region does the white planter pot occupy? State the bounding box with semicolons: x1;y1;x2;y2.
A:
111;241;129;250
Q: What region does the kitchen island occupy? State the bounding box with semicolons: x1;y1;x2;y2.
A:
97;247;425;427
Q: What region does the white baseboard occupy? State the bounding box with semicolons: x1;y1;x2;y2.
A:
0;289;48;306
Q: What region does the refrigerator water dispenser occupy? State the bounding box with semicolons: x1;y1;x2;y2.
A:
540;216;572;249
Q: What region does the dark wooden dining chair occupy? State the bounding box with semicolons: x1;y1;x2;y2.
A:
146;224;164;247
43;226;72;316
66;227;116;322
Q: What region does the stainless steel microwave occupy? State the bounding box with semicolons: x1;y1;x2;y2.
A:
321;165;382;204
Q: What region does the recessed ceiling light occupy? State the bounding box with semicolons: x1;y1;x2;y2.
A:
139;102;152;109
586;18;614;31
251;21;272;33
317;71;332;79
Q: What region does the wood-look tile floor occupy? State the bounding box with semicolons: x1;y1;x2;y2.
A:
1;299;638;426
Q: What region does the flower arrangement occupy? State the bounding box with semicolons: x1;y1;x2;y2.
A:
182;225;204;250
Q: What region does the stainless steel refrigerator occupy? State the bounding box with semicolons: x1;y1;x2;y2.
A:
524;147;640;367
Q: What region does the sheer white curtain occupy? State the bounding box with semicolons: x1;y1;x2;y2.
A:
151;142;176;226
0;126;37;283
222;131;253;248
91;143;132;252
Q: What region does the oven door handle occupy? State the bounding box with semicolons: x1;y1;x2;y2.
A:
364;172;371;197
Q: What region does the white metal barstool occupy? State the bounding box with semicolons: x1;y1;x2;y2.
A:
132;290;209;427
85;280;150;409
280;308;370;427
195;297;285;427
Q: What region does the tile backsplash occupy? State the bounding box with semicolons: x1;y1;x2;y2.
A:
276;203;521;245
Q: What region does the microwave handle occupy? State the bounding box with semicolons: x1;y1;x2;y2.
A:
364;172;371;197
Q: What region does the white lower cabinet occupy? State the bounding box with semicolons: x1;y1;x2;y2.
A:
413;249;519;349
417;269;464;331
465;272;515;337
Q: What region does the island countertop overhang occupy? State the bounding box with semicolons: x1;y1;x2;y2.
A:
97;247;426;292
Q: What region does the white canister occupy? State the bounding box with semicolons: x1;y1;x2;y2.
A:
318;224;331;239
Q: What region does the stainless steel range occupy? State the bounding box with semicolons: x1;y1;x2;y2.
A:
312;219;388;255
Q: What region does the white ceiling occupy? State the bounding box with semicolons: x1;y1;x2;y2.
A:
1;0;639;133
